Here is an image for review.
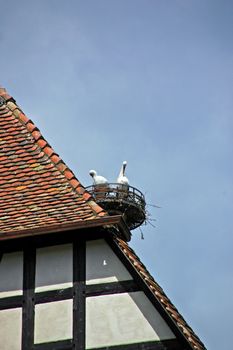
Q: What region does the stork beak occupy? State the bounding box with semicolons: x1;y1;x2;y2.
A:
123;162;127;175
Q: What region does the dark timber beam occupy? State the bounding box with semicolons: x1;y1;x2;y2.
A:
22;247;36;350
85;280;139;297
73;239;86;350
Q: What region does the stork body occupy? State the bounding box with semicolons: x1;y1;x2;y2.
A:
89;170;108;186
117;161;129;185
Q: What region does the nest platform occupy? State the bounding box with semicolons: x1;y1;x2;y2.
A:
85;183;146;230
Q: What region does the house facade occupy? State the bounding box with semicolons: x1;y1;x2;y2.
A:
0;87;206;350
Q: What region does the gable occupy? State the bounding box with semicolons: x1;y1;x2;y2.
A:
0;235;186;350
86;239;175;348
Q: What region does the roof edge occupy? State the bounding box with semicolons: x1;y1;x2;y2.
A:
0;87;13;101
113;237;206;350
0;215;129;241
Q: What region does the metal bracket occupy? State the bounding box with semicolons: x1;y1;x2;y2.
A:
0;96;6;107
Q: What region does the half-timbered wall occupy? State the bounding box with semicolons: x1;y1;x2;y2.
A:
0;234;181;350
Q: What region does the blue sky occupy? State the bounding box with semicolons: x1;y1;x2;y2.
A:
1;1;233;348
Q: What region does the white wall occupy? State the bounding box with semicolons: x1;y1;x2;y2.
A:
35;244;73;292
0;308;22;350
0;252;23;298
34;299;73;344
86;291;175;349
86;239;132;284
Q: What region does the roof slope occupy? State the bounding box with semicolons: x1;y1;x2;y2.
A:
114;237;206;350
0;87;106;238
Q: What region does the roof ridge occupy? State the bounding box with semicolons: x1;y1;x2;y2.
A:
115;237;206;350
0;88;106;218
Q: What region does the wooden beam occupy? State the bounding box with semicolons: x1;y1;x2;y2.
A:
34;339;72;350
22;247;36;350
0;295;22;310
86;280;139;297
35;288;73;305
73;239;86;350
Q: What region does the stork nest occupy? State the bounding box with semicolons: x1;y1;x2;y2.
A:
85;183;146;230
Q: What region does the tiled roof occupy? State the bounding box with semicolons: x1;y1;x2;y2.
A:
115;237;206;350
0;87;107;239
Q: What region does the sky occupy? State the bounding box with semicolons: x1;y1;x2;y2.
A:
1;1;233;348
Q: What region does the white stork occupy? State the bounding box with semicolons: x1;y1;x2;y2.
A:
89;170;108;186
117;161;129;186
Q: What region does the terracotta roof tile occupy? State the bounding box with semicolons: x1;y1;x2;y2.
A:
115;236;206;350
0;88;107;237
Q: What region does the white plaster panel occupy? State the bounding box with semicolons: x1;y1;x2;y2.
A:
86;292;175;349
35;244;72;292
86;239;132;284
34;299;72;344
0;251;23;298
0;308;22;350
